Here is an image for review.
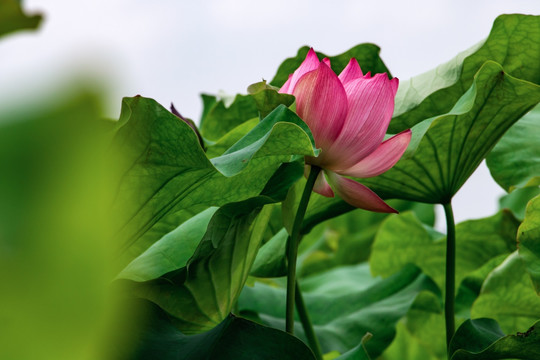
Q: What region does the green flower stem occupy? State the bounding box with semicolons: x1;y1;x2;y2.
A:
285;165;321;334
443;201;456;350
295;281;323;360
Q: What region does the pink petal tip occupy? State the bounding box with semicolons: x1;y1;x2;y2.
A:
327;172;397;213
339;129;411;178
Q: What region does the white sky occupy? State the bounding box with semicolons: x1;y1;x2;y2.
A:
2;0;539;229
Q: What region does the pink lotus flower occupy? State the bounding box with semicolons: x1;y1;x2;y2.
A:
280;49;411;213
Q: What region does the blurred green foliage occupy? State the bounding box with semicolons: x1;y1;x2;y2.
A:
0;88;124;359
0;0;42;37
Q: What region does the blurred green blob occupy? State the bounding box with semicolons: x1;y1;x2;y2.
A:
450;318;540;360
0;0;42;37
0;88;126;359
378;321;439;360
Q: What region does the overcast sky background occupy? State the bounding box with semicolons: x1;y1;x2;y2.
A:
2;0;539;230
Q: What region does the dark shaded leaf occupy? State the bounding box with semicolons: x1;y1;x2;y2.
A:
115;300;315;360
110;97;316;268
450;318;540;360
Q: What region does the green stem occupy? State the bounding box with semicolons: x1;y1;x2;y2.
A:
443;201;456;351
295;281;323;360
285;165;321;334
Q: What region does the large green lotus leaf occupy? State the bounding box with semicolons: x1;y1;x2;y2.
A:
114;300;315;360
487;104;540;192
0;92;118;360
116;163;304;331
120;160;304;284
200;88;294;142
239;264;438;357
390;14;540;133
118;196;276;333
0;0;42;37
450;318;540;360
110;97;316;268
370;210;519;295
517;195;540;294
360;61;540;203
471;252;540;334
270;44;391;88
